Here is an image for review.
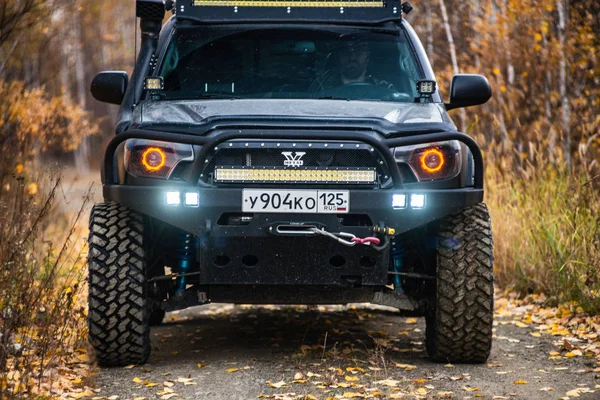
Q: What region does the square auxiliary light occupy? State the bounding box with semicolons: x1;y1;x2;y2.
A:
144;76;164;91
165;191;181;206
410;194;425;209
392;194;406;209
184;192;199;207
416;80;436;95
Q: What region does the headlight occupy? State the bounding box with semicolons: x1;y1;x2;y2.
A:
124;139;194;179
393;140;461;181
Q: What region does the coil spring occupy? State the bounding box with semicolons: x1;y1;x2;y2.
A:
390;239;404;292
175;232;195;294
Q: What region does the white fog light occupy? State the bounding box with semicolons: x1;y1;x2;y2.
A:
184;192;199;207
392;194;406;209
410;194;425;209
165;191;181;206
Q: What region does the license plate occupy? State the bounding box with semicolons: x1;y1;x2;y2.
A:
242;189;349;214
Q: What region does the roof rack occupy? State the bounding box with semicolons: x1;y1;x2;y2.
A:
174;0;403;24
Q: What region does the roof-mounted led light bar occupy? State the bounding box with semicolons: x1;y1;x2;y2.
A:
176;0;406;24
192;0;384;7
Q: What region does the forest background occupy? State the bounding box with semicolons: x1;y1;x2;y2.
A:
0;0;598;397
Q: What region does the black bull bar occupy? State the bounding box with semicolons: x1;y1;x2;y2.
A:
102;126;485;189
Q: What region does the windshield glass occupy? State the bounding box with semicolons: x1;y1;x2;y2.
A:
157;26;425;103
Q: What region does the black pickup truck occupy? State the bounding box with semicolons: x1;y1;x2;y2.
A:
88;0;494;367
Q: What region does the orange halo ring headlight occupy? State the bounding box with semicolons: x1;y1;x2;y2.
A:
419;148;445;173
142;147;167;172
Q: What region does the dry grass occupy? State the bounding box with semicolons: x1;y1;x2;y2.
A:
0;172;91;398
485;139;600;313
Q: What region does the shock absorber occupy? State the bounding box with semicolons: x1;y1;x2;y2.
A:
390;237;404;292
175;232;195;295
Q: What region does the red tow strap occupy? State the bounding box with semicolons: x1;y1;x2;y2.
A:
351;236;381;246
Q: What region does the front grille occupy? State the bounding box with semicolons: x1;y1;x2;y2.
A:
200;139;389;186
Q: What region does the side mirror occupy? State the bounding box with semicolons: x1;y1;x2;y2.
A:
90;71;129;105
445;74;492;111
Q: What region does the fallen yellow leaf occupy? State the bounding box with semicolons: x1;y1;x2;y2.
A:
565;350;583;358
513;380;528;384
345;376;359;381
373;378;399;387
394;363;417;371
226;368;239;373
267;380;287;388
132;377;143;383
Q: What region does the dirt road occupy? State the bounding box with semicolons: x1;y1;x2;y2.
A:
94;302;599;400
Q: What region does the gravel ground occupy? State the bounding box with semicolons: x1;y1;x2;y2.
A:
94;303;599;400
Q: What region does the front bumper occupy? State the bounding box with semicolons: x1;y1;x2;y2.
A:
102;125;485;287
104;184;483;237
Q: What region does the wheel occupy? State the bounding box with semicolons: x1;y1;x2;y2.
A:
88;202;151;366
148;308;166;326
425;203;494;363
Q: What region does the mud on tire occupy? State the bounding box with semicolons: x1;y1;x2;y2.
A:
88;202;151;366
425;203;494;363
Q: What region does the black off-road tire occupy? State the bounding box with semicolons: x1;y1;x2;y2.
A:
425;203;494;363
88;202;151;367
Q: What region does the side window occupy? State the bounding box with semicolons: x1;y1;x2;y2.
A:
161;44;179;80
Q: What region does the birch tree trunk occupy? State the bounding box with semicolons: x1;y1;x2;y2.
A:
557;0;571;169
542;29;556;161
470;0;481;69
439;0;467;132
426;0;434;68
74;9;90;173
489;0;509;151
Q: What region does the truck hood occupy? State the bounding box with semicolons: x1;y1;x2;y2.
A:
136;99;453;127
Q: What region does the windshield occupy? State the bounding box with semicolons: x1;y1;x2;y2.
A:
156;26;425;103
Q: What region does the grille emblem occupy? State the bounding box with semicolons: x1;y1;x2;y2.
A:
282;152;306;167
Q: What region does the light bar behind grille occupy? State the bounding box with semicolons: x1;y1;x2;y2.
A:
215;167;377;184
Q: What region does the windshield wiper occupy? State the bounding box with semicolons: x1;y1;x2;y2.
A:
197;93;240;99
318;96;351;100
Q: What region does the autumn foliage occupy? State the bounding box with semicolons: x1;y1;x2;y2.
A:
0;0;599;396
0;80;97;397
408;0;600;310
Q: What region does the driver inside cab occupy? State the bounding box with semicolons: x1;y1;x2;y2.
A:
313;35;396;93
